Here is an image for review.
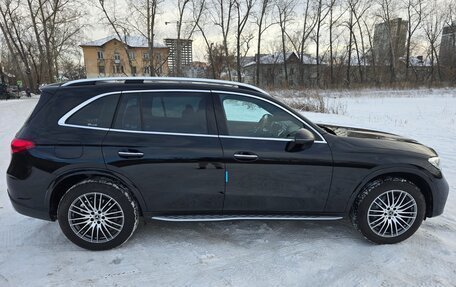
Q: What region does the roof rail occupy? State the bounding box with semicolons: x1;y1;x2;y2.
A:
61;77;269;95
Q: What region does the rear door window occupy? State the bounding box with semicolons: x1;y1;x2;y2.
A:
66;94;119;128
112;94;141;130
113;92;209;134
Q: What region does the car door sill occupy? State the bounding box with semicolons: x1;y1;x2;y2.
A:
151;215;343;222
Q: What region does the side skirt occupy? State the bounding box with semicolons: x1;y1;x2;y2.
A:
151;214;343;222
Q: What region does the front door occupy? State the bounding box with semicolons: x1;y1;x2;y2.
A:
102;90;225;215
214;92;333;214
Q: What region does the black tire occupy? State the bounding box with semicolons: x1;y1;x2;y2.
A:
351;177;426;244
57;178;139;250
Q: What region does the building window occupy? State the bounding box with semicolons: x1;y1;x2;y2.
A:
114;52;121;64
128;51;135;60
143;53;150;60
97;51;104;59
114;65;122;74
98;66;105;74
121;66;124;73
132;66;137;75
156;53;162;62
144;66;150;75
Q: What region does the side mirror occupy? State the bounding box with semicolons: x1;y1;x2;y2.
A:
286;128;315;152
294;128;315;145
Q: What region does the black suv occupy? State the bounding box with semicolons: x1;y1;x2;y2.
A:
7;77;449;250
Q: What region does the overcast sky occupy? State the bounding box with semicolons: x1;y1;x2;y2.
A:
83;0;301;62
82;0;440;63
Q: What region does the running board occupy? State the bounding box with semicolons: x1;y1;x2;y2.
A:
151;215;343;222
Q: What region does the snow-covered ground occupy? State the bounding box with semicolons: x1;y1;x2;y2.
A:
0;90;455;286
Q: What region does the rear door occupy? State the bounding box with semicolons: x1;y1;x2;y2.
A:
102;90;225;215
214;91;333;214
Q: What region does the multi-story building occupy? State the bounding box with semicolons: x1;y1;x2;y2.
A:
439;22;456;68
164;38;193;76
373;18;408;66
80;35;169;78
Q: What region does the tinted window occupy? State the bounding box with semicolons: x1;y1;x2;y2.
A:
220;95;303;139
66;94;119;128
113;94;141;130
113;92;208;134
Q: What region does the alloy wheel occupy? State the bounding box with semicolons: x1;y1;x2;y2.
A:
68;192;125;243
367;190;418;238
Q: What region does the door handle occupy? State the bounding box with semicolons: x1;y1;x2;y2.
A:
118;151;144;158
233;152;259;161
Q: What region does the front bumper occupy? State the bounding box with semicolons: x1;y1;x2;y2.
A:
429;174;449;217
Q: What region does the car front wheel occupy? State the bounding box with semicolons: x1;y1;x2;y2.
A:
57;179;139;250
351;177;426;244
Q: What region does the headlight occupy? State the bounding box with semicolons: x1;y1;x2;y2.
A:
428;157;441;170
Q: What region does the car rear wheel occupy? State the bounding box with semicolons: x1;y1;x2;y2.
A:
57;179;139;250
351;177;426;244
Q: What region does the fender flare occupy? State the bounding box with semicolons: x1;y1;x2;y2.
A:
45;168;148;216
343;164;435;214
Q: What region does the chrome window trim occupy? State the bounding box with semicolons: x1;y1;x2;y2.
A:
219;135;293;142
58;89;211;130
58;91;122;127
213;90;327;144
109;128;219;138
58;89;327;143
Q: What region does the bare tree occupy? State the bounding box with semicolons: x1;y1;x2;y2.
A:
25;0;85;82
255;0;274;85
328;0;345;86
210;0;235;80
0;0;84;89
0;0;35;89
192;0;217;78
347;0;370;85
98;0;135;76
377;0;399;82
402;0;424;81
313;0;331;87
129;0;163;75
422;0;446;82
275;0;296;86
287;0;318;85
234;0;255;82
362;18;377;84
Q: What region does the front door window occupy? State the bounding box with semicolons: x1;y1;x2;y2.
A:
220;95;303;139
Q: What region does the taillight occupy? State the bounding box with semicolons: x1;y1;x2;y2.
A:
11;138;35;154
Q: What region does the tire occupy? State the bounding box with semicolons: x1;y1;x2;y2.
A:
57;178;139;250
351;177;426;244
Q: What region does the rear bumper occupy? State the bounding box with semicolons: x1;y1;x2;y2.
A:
7;169;53;221
429;174;449;217
7;190;53;221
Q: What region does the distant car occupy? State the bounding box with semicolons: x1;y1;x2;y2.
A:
7;77;449;250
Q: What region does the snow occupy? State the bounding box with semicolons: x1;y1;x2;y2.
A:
0;90;455;286
80;35;166;48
